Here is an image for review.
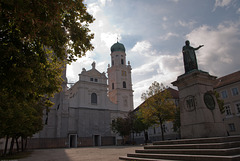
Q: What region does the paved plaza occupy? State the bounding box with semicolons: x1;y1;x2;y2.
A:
19;145;142;161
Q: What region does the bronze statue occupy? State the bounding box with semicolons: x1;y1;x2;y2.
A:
182;40;203;73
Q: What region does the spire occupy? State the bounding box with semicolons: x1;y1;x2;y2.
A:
92;61;96;69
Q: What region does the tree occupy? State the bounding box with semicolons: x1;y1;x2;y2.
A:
128;111;150;143
139;81;176;141
111;111;150;144
0;0;94;155
111;117;131;144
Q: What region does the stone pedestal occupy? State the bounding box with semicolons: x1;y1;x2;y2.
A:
172;70;227;139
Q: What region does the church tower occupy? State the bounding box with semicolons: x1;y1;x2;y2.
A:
107;42;134;111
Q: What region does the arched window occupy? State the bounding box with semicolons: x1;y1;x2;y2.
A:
91;93;97;104
123;81;126;88
121;59;124;65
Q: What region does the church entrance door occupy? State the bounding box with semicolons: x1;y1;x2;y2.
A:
93;135;101;146
69;134;77;148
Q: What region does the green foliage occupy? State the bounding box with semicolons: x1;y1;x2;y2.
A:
111;111;150;144
0;0;94;61
214;91;225;114
111;117;131;140
128;111;150;135
139;81;176;141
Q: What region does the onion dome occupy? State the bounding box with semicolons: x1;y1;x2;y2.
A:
110;42;125;52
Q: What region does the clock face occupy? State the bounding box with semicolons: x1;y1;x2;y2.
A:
204;93;215;110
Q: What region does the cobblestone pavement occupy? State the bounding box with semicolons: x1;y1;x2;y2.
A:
19;145;143;161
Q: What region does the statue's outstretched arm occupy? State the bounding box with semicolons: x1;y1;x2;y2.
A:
194;45;204;50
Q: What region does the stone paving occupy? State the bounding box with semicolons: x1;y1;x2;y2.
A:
19;145;142;161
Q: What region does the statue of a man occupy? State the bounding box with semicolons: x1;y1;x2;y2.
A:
182;40;203;73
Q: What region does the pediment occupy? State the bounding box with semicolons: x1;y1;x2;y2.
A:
81;68;106;79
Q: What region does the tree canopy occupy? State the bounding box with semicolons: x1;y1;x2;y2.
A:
139;81;177;141
0;0;94;61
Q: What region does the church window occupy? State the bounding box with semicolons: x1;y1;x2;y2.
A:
112;83;114;89
90;78;93;81
123;81;126;88
112;60;114;66
91;93;97;104
121;59;124;65
95;78;98;82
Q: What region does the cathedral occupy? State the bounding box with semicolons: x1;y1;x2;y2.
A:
29;42;134;148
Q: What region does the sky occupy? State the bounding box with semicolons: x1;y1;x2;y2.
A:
67;0;240;108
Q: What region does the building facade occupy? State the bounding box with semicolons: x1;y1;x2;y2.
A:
29;42;134;148
214;70;240;136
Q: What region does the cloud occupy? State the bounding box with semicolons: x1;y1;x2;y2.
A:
67;52;95;83
159;32;179;40
168;0;179;3
162;16;168;21
213;0;232;11
178;20;197;28
214;0;232;7
87;3;101;17
101;32;120;48
132;62;156;76
237;8;240;14
132;51;183;107
131;41;152;53
186;21;240;76
98;0;112;6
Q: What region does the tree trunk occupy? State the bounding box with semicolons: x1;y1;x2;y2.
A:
132;132;135;145
9;137;15;154
121;136;123;145
24;137;28;150
159;118;165;141
21;137;24;152
3;135;9;156
16;137;19;152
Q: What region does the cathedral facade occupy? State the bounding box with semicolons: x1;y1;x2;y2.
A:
29;42;134;148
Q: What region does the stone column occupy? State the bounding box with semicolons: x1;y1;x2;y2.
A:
172;70;227;139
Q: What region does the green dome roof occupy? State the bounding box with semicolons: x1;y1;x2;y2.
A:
110;42;125;52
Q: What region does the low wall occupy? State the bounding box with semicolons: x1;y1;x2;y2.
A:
27;136;115;149
27;138;68;149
